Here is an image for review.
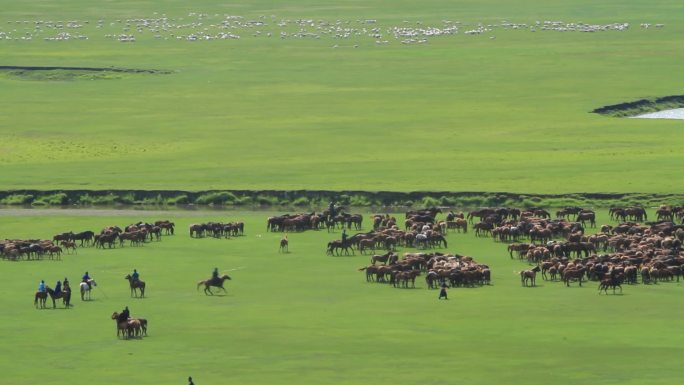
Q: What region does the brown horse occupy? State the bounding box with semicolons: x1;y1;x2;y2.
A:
111;312;129;338
47;287;71;308
598;274;623;295
34;291;48;308
520;265;541;287
197;274;231;295
563;267;586;287
326;240;353;256
279;235;289;253
111;312;141;338
60;240;77;254
358;238;376;254
125;275;146;298
370;252;397;265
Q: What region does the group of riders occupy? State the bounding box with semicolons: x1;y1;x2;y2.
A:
37;277;71;297
37;269;142;297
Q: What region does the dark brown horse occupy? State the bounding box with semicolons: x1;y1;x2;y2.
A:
598;274;623;295
47;287;71;308
125;275;146;298
577;211;596;228
111;312;131;338
326;240;353;256
197;274;231;295
189;224;206;238
34;291;48;308
370;252;398;265
563;267;586;287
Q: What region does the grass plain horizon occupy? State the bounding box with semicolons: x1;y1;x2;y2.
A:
1;0;684;193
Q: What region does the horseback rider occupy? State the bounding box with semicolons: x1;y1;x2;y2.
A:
82;271;92;289
132;269;139;282
328;201;336;221
38;280;46;293
341;228;348;247
54;280;62;296
211;268;220;284
118;306;130;324
63;277;70;292
446;210;456;221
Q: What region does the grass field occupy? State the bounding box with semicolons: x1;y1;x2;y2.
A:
1;208;684;385
3;2;684;384
2;0;684;193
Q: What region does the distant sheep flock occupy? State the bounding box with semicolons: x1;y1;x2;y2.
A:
0;14;664;46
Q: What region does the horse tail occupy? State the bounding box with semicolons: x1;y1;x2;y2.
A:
197;281;203;290
34;293;38;305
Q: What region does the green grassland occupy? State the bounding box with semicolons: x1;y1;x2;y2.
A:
1;0;684;193
1;209;684;385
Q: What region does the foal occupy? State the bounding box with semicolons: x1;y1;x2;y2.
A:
279;235;289;253
520;265;541;286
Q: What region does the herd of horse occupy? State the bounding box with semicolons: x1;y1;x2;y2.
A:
326;209;451;256
2;220;176;261
1;238;74;261
189;221;244;238
497;206;684;293
359;252;491;289
267;211;363;233
350;204;684;295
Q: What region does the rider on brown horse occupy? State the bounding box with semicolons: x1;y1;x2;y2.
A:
131;269;140;282
211;268;220;285
54;280;62;296
328;201;336;221
118;306;130;323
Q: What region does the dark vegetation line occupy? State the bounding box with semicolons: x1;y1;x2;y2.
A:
1;189;682;209
592;95;684;117
0;65;172;74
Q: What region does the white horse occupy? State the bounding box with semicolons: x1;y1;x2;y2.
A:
415;233;429;249
80;279;97;300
